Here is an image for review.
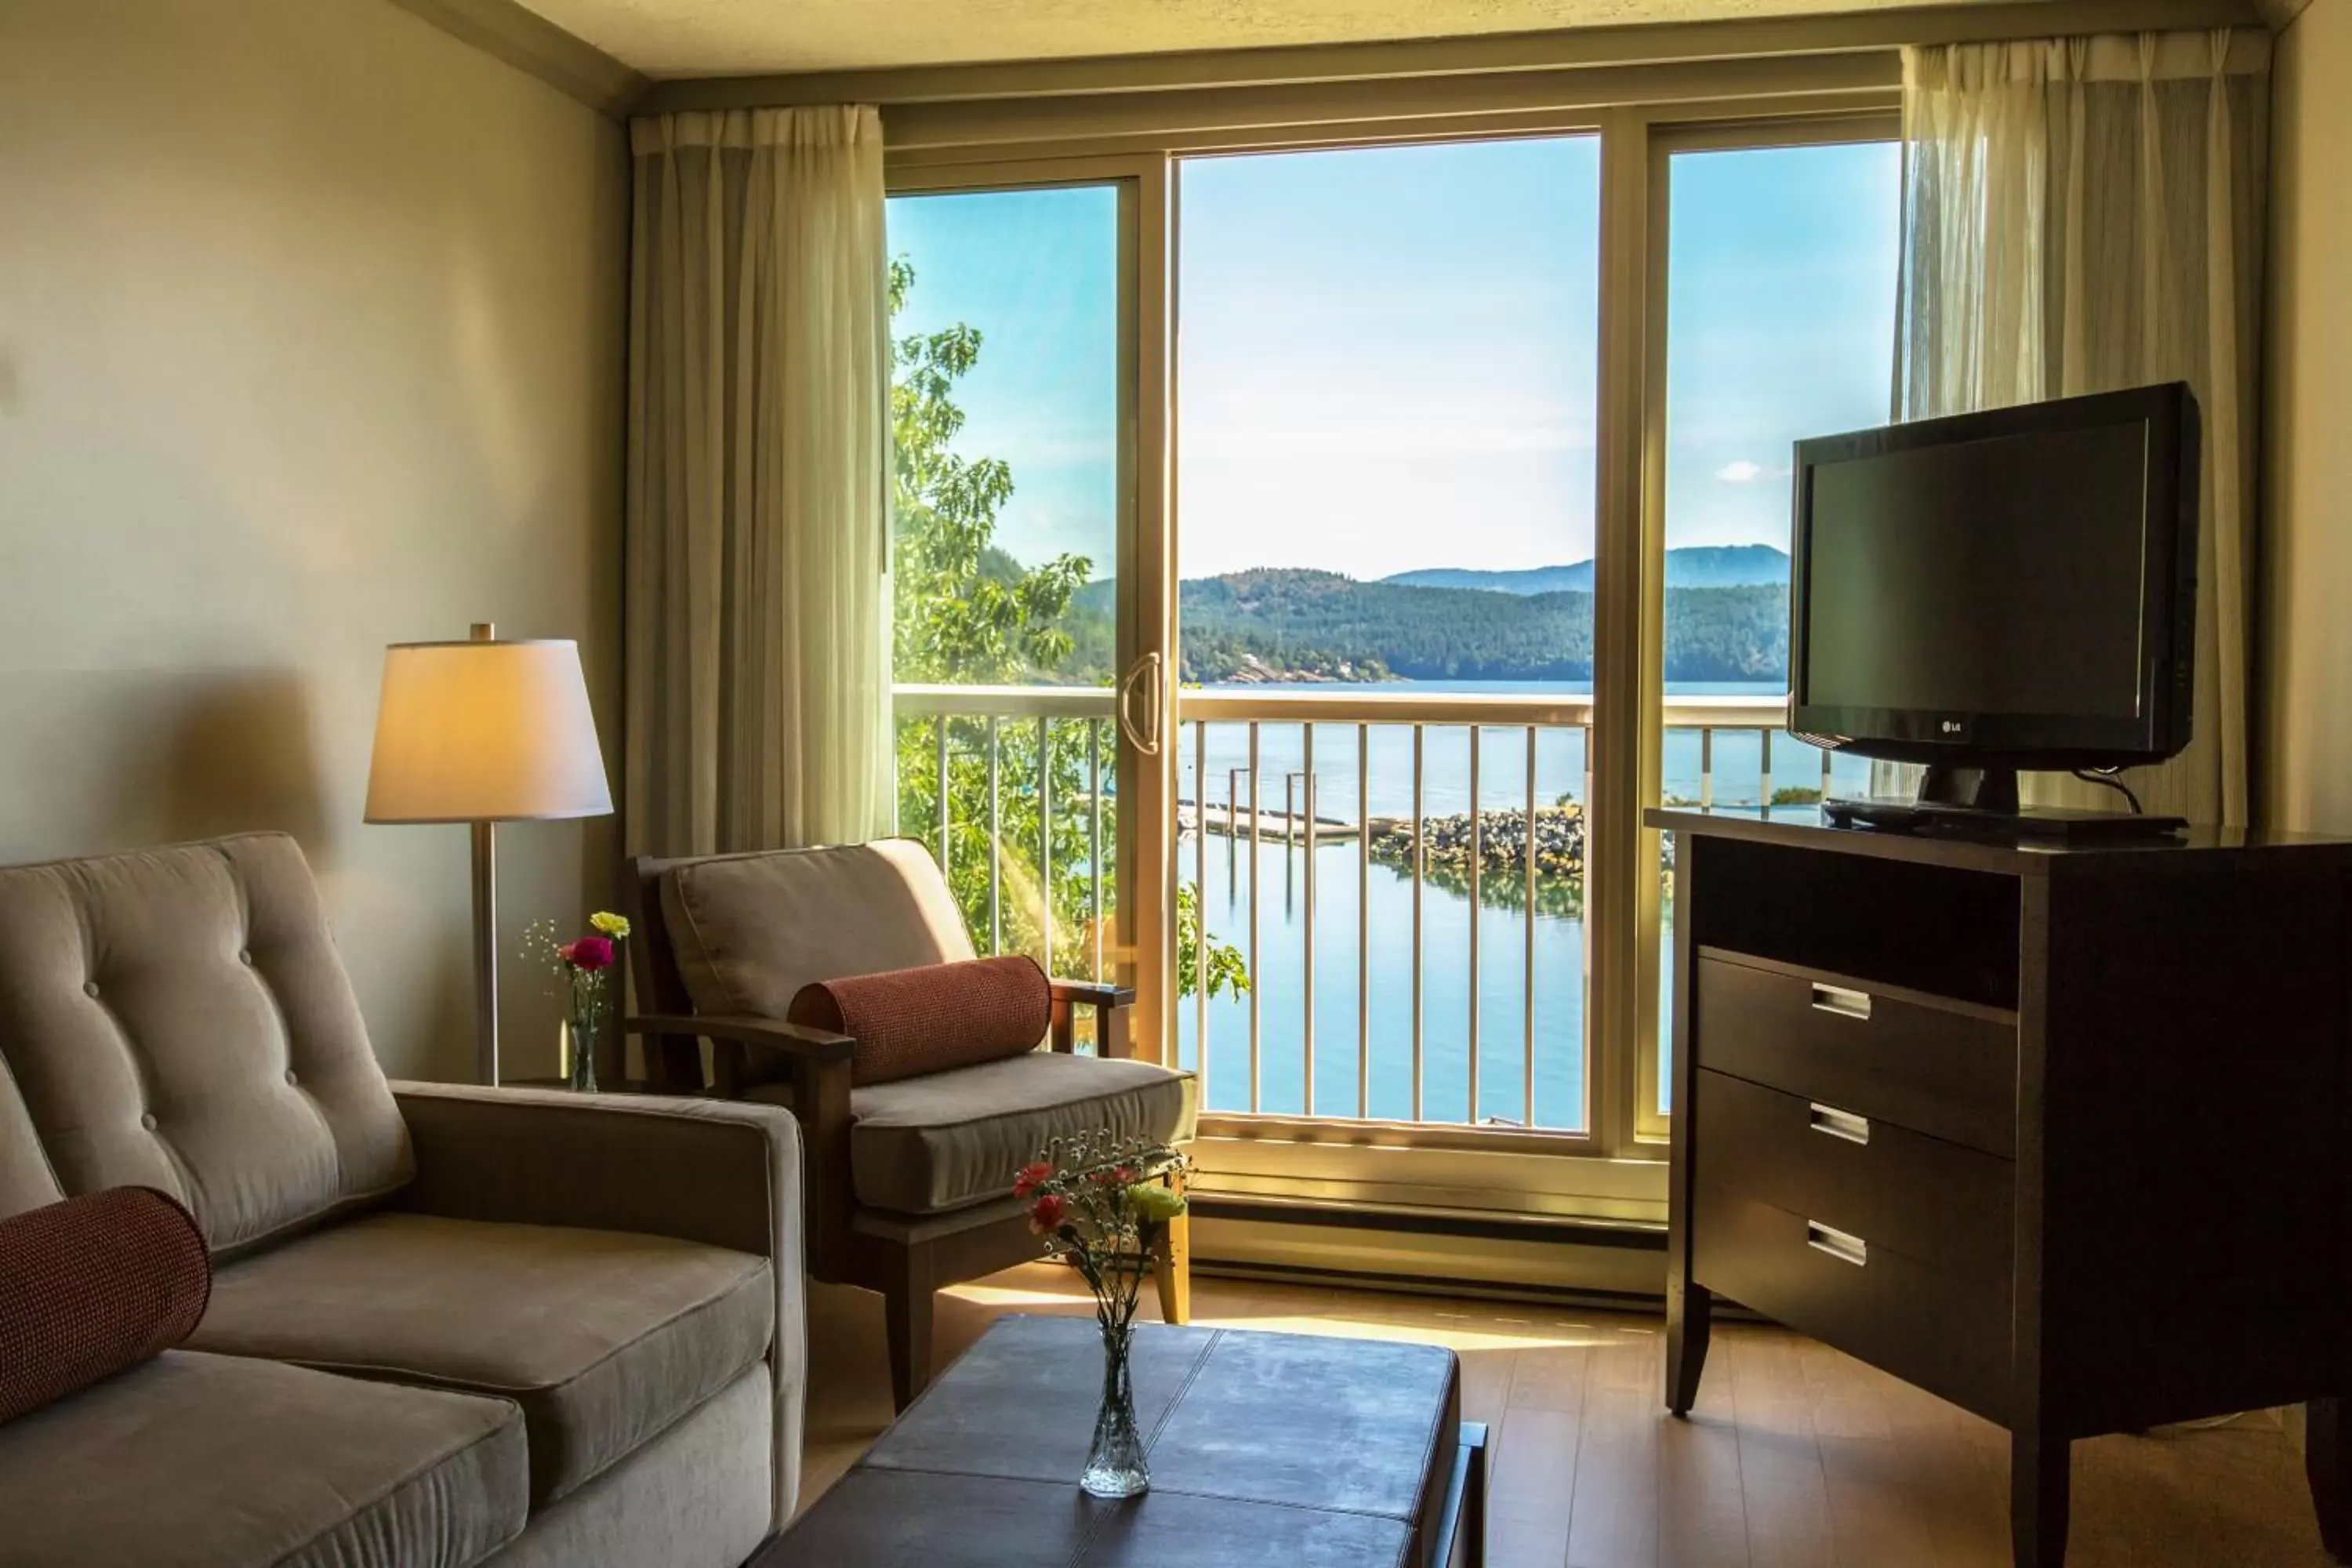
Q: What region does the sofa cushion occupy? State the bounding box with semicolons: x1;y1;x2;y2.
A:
0;1348;526;1568
187;1210;774;1507
0;833;412;1256
660;838;975;1025
844;1052;1193;1215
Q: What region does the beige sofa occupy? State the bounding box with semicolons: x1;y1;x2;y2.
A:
0;833;805;1568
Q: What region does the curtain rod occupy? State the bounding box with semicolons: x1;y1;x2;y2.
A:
633;0;2257;116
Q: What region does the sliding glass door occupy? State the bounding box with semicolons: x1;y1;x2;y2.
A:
1640;125;1903;1134
1172;136;1604;1142
884;172;1167;1044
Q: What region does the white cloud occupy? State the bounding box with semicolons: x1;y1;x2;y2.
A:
1715;459;1768;484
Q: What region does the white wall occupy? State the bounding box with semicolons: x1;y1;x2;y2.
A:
2263;0;2352;833
0;0;628;1080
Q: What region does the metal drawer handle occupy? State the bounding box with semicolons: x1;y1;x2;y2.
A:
1810;983;1873;1022
1808;1102;1871;1145
1806;1221;1869;1268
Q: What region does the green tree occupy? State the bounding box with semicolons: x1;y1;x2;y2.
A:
888;257;1245;1000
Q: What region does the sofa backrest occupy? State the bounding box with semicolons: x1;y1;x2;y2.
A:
0;833;412;1257
654;838;977;1022
0;1051;64;1221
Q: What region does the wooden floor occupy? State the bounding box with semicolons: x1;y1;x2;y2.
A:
800;1263;2336;1566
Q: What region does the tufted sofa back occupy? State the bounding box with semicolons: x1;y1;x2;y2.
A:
0;834;412;1256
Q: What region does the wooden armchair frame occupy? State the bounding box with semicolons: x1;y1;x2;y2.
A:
623;851;1188;1410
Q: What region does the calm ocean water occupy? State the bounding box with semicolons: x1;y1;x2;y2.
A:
1169;680;1874;1124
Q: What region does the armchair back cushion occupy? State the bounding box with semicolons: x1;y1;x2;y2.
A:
0;834;412;1258
659;840;976;1023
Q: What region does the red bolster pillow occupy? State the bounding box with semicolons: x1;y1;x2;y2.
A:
789;956;1053;1086
0;1186;211;1425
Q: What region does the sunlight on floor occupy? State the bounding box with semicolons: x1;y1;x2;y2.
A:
938;1265;1650;1352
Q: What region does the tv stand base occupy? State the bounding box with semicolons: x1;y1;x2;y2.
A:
1824;795;2187;844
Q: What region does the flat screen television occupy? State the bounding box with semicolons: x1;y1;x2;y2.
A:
1789;382;2200;832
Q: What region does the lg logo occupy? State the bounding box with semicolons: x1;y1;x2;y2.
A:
1941;720;1964;735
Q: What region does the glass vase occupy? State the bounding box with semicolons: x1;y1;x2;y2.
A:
1080;1321;1149;1498
565;1015;599;1094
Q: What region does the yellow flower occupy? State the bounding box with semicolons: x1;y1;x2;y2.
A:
1125;1181;1186;1223
590;911;630;940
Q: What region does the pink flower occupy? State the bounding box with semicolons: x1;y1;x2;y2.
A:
1027;1193;1067;1236
564;936;615;973
1012;1161;1056;1200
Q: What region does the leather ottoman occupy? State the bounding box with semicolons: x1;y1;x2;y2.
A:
760;1313;1486;1565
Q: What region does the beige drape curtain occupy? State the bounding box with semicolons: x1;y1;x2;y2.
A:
1895;31;2269;825
625;105;894;857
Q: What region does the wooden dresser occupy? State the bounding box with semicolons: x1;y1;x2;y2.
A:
1652;810;2352;1568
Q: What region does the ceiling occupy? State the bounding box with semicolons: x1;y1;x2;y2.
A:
514;0;1991;78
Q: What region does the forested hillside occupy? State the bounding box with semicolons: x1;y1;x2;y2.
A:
1061;565;1789;684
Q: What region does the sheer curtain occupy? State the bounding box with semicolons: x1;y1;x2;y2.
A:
624;106;894;856
1895;31;2269;825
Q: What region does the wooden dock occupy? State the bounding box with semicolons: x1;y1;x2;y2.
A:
1177;801;1360;840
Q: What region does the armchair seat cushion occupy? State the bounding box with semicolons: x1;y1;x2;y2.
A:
185;1211;772;1508
837;1052;1192;1216
0;1348;527;1568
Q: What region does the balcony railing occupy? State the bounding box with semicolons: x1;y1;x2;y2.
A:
891;684;1825;1133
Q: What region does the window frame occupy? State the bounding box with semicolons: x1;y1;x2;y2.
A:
883;81;1904;1226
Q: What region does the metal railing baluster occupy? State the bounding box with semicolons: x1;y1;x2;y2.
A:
1411;724;1425;1124
986;716;1001;955
1525;724;1538;1131
1194;719;1209;1091
1301;724;1316;1117
1358;723;1370;1121
1089;719;1104;981
1759;727;1774;819
935;719;951;877
1247;721;1262;1116
1468;728;1482;1125
1039;717;1053;971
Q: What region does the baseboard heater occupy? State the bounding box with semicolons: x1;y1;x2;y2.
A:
1187;1192;1699;1312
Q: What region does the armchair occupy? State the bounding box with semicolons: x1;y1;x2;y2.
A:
626;839;1194;1408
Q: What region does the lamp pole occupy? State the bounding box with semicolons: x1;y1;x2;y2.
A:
467;621;500;1086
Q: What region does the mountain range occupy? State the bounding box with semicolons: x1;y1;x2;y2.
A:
1381;543;1790;595
1061;545;1792;685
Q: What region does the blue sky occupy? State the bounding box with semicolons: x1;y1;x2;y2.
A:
884;136;1899;584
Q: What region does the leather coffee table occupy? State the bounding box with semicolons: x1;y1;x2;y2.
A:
760;1313;1486;1566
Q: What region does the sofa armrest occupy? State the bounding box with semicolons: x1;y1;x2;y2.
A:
390;1082;799;1257
388;1082;807;1526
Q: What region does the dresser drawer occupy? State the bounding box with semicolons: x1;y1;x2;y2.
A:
1696;951;2017;1156
1693;1181;2011;1424
1692;1069;2013;1274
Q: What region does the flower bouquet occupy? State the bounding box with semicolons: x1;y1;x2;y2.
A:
527;912;629;1092
1014;1132;1191;1499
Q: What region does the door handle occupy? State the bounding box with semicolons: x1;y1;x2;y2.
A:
1809;982;1873;1021
1118;653;1163;757
1806;1221;1869;1268
1808;1102;1871;1145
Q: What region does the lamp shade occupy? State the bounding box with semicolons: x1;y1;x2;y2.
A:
365;638;613;823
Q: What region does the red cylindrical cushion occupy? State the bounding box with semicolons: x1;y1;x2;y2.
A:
0;1186;212;1425
789;956;1054;1086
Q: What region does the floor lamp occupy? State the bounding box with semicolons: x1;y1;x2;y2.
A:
365;624;613;1086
